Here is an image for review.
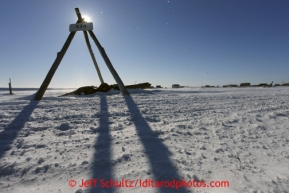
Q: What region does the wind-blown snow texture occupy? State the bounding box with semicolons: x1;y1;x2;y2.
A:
0;87;288;193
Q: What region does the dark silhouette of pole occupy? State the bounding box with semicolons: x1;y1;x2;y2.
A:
8;78;13;95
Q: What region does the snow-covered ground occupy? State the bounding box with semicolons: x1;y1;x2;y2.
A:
0;87;288;193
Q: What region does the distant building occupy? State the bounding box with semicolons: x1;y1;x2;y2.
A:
172;84;180;88
156;85;162;88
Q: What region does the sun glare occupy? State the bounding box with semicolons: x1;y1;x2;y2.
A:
82;15;91;22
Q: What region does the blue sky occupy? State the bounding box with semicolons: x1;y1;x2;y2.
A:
0;0;288;88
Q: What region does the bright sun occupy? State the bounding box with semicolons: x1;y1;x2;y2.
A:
82;15;91;22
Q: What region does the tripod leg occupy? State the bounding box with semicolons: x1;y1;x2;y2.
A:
83;30;104;84
34;31;76;100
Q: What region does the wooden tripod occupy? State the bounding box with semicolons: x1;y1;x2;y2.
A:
34;8;130;100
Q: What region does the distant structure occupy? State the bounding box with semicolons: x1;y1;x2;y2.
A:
120;82;151;89
172;84;180;88
263;81;273;87
34;8;129;100
220;81;289;88
251;82;273;87
223;84;238;88
205;85;215;88
239;83;251;87
258;83;268;87
156;85;162;88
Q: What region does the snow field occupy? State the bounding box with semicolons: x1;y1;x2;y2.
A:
0;87;288;193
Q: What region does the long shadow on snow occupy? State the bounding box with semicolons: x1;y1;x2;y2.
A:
0;99;39;160
88;95;114;193
123;96;188;193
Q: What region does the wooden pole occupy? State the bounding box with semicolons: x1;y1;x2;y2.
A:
34;31;77;100
34;9;85;100
75;8;104;84
9;78;13;95
83;30;104;84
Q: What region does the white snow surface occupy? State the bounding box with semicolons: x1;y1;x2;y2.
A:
0;87;289;193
